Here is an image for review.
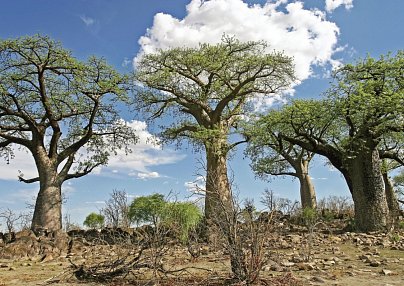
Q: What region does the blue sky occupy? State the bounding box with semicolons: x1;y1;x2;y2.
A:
0;0;403;228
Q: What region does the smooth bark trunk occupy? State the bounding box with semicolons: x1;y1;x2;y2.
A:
348;149;389;232
204;142;233;241
205;147;233;222
31;183;63;231
297;160;317;209
31;150;63;232
383;172;400;220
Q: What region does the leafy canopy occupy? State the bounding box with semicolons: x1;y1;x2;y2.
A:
135;36;295;151
0;35;138;182
128;194;166;226
255;51;404;172
83;212;105;229
244;113;315;180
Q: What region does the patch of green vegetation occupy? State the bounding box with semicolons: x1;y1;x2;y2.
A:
302;207;317;227
389;233;401;242
344;217;357;232
321;209;335;222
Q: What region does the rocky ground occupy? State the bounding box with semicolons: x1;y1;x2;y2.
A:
0;220;403;285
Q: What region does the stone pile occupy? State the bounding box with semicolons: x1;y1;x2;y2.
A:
0;226;157;262
0;229;69;261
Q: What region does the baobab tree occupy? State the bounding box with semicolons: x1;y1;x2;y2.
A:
259;52;404;231
135;37;295;229
244;120;317;209
0;35;138;231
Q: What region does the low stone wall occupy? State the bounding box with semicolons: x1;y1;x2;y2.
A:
0;226;155;261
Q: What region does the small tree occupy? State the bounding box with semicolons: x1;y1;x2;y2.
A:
301;207;318;261
0;208;22;233
393;169;404;207
213;195;271;285
101;189;130;228
128;194;166;226
128;194;202;243
83;212;105;229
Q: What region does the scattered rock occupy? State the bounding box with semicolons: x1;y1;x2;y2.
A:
292;255;304;263
281;261;295;267
297;262;315;271
200;245;210;255
287;234;302;244
330;235;342;243
369;260;381;267
311;276;326;283
40;253;54;263
381;269;393;275
359;254;372;263
322;260;335;266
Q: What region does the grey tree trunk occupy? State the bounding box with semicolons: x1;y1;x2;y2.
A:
348;149;389;232
31;149;63;232
204;142;233;241
297;160;317;209
382;172;400;221
31;184;63;231
205;146;233;222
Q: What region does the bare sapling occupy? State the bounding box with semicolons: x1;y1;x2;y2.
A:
212;189;273;285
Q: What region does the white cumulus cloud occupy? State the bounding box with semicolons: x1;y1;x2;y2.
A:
0;120;185;181
325;0;353;13
136;0;341;82
133;171;161;180
184;176;205;194
104;120;185;175
0;147;37;181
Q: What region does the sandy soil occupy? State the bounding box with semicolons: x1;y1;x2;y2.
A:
1;228;403;286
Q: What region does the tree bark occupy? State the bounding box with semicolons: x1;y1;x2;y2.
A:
204;141;233;240
31;183;63;232
382;172;400;221
348;149;389;232
31;149;63;232
297;159;317;209
280;134;391;232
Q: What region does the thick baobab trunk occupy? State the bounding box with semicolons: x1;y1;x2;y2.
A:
348;149;389;232
297;160;317;209
31;154;63;232
204;143;233;234
382;172;400;220
31;183;63;232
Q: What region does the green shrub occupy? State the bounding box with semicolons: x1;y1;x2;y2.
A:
162;202;202;243
321;209;335;222
83;212;105;229
390;233;401;242
302;207;317;227
128;193;202;243
344;217;357;232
